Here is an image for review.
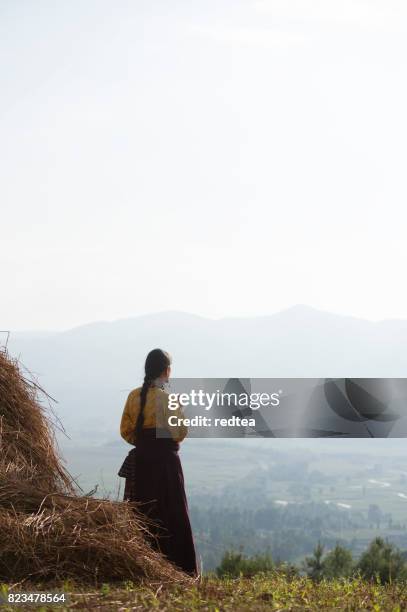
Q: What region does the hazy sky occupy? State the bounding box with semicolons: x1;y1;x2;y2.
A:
2;0;407;330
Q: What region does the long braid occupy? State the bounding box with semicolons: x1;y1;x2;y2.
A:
135;374;151;437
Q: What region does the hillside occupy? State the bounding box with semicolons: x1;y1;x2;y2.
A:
4;309;407;574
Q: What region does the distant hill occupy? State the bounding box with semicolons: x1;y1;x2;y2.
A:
6;306;407;444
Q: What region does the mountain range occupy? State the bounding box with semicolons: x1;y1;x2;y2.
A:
5;306;407;445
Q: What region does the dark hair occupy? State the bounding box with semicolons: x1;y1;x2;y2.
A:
135;348;172;438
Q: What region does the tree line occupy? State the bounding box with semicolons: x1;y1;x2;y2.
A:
216;537;407;583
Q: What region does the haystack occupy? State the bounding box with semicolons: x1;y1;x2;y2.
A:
0;348;190;585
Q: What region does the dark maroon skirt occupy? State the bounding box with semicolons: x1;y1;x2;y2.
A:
118;429;198;576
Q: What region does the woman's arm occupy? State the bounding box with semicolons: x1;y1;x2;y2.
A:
120;391;138;445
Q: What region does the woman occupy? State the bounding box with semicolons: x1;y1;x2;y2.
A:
118;348;198;576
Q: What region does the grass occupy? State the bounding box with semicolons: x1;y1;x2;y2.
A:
1;574;407;611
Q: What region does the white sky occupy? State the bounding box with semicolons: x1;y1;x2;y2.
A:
1;0;407;330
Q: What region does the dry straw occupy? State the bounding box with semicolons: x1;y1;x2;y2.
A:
0;348;190;585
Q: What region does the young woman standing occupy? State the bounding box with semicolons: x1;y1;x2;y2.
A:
118;348;198;576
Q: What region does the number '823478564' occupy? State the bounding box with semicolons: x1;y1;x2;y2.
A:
0;592;69;606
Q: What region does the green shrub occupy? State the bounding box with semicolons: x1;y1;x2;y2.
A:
322;544;354;579
216;550;274;578
357;537;407;583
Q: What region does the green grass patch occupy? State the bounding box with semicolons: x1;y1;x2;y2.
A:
2;575;406;611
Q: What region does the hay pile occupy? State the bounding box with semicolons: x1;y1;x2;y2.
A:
0;349;189;585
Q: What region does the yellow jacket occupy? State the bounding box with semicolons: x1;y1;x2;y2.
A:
120;386;188;444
